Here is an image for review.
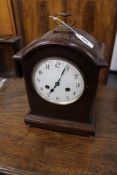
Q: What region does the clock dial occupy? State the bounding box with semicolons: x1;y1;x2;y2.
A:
32;58;85;105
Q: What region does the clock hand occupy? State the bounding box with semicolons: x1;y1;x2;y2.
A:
48;66;67;95
56;65;66;85
48;82;59;95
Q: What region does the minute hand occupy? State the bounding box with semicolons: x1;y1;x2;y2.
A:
57;66;66;84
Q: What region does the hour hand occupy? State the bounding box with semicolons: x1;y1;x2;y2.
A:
48;81;59;96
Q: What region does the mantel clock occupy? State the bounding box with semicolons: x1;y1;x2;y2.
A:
13;15;107;136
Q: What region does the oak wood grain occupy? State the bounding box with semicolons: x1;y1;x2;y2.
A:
0;78;117;175
0;0;16;36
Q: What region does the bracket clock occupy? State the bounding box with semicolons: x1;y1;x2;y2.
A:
13;15;107;136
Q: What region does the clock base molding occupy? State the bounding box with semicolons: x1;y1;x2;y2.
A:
25;113;95;136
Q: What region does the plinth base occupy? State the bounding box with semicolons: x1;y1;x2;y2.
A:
25;112;95;136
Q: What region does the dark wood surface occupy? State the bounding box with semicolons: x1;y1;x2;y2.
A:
0;78;117;175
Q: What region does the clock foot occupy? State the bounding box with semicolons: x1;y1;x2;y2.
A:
25;113;95;136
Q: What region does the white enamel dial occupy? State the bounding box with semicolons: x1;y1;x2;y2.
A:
32;58;85;105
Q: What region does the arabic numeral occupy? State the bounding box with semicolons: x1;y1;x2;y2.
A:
37;78;40;82
55;62;61;68
46;64;49;69
73;91;76;95
74;73;78;79
66;96;69;101
40;87;43;91
76;82;80;88
39;70;43;75
66;65;69;71
56;97;59;100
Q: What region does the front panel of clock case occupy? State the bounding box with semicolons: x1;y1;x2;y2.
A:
22;45;99;123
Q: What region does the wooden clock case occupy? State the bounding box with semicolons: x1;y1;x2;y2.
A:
14;26;107;136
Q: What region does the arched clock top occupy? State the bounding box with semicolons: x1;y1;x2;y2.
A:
13;27;107;68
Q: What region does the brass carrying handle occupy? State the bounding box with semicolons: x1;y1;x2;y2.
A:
54;12;76;27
